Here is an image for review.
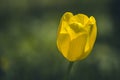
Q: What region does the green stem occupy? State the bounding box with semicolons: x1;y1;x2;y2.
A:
65;61;74;80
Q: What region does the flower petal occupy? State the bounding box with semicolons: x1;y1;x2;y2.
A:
57;12;73;34
81;16;97;60
66;33;88;61
57;33;71;59
89;16;97;50
75;14;89;25
62;12;73;22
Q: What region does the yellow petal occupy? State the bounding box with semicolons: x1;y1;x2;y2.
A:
72;14;89;25
57;12;73;34
80;16;97;60
66;33;88;61
89;16;97;51
69;22;84;33
68;23;87;40
90;16;96;24
57;33;71;58
62;12;73;22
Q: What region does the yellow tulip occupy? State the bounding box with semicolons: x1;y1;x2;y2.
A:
57;12;97;61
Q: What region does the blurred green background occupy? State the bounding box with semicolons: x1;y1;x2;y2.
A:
0;0;120;80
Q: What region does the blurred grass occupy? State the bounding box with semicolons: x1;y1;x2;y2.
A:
0;0;120;80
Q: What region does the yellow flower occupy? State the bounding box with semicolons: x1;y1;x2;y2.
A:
57;12;97;61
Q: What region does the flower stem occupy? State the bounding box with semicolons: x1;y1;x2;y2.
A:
65;61;74;80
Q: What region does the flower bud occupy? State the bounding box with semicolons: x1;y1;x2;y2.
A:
57;12;97;61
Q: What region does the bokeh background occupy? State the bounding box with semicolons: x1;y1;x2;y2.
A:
0;0;120;80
